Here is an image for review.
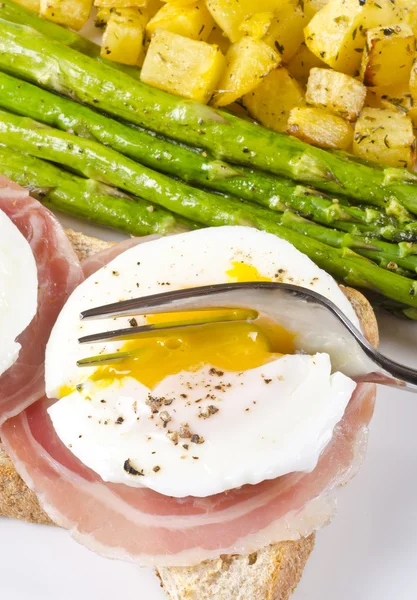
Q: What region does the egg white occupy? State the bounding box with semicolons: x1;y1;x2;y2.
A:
49;354;355;497
46;227;359;497
0;209;38;377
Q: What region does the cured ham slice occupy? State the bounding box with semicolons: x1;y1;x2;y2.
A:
0;382;375;567
0;177;83;424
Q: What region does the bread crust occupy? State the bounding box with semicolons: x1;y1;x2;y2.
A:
0;445;53;525
156;537;315;600
342;286;379;348
65;229;114;261
0;230;378;599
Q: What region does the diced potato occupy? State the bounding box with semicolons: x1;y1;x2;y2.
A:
205;0;291;43
13;0;40;12
363;0;408;30
95;0;147;7
160;0;196;4
206;25;230;54
305;0;408;76
287;43;326;86
360;25;415;88
366;86;412;111
141;29;226;103
398;0;417;35
97;0;161;11
212;37;280;107
242;67;305;133
287;107;353;150
40;0;93;29
303;0;329;21
367;85;417;128
353;107;415;169
304;0;366;75
146;1;215;41
306;68;366;121
101;9;145;65
96;0;159;26
96;6;149;27
40;0;92;27
239;12;273;39
408;62;417;112
95;7;110;27
263;2;306;62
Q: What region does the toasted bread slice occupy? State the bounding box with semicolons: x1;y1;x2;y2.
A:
0;230;379;600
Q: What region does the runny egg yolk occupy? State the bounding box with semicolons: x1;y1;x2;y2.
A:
226;262;272;282
88;263;295;390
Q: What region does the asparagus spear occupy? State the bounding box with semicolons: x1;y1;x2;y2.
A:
280;212;417;276
0;1;141;78
1;113;414;275
1;109;416;307
360;291;417;321
1;71;416;244
0;145;194;235
0;20;416;218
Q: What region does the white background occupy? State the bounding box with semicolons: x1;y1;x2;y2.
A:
1;215;417;599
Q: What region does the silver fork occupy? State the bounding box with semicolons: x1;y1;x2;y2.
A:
78;282;417;393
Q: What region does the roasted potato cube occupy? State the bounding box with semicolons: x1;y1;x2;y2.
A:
95;0;161;12
303;0;329;21
96;6;149;27
304;0;367;74
40;0;93;29
205;0;288;43
360;25;415;88
305;0;408;75
141;29;226;103
239;12;273;39
366;86;411;110
95;7;110;27
363;0;409;30
306;68;366;121
95;0;147;7
408;63;417;116
160;0;196;4
263;2;306;62
212;37;280;107
353;107;415;169
242;67;305;133
287;43;326;86
206;25;230;54
365;85;417;126
101;9;145;65
287;107;353;150
400;0;417;35
13;0;40;12
146;1;215;41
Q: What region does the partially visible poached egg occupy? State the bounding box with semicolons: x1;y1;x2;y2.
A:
0;209;38;376
46;227;358;498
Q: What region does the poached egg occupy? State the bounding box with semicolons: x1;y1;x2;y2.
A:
0;209;38;376
46;227;358;498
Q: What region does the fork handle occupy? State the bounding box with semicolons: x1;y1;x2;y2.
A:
357;354;417;393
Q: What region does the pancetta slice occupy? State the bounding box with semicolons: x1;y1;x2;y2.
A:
0;383;375;567
0;177;83;424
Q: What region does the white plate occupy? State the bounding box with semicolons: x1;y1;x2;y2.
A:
1;213;417;599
